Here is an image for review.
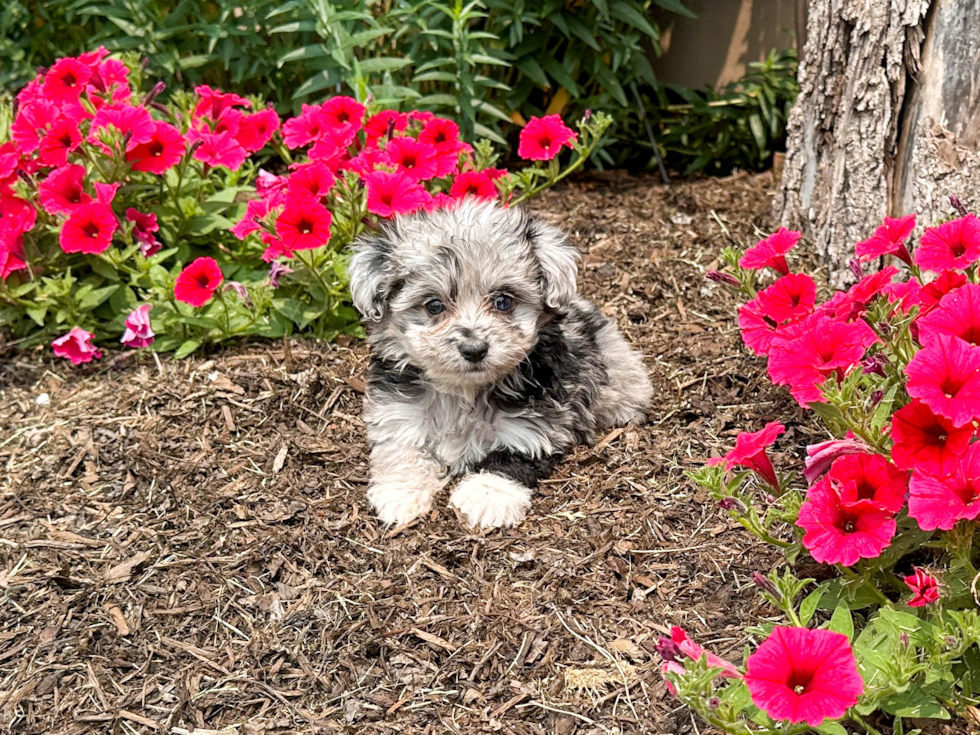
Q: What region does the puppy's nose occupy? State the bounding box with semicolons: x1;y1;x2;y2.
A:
458;339;489;363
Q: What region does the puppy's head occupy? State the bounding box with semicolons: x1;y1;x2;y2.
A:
348;199;578;389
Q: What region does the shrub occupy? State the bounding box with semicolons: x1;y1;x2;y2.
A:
671;209;980;733
0;49;610;360
1;1;689;160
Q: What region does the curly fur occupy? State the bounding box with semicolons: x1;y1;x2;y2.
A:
348;199;652;528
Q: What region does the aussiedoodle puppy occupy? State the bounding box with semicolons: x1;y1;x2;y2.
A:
348;199;652;528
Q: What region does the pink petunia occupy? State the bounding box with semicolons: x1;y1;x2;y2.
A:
744;627;863;727
738;273;816;355
231;198;274;241
38;118;82;167
721;421;784;491
52;327;102;364
363;169;431;218
286;162;337;204
890;399;973;472
384;136;439;181
855;214;915;266
174;256;223;307
42;58;93;105
919;270;968;315
126;121;185;175
120;303;155;348
517;115;577;161
125;208;161;257
59;202;117;254
908;443;980;531
320;96;365;130
914;215;980;273
797;477;897;566
917;282;980;347
817;267;897;322
739;228;800;276
904;568;941;607
193;85;250;122
905;333;980;427
87;104;155;152
236;108;281;153
0;233;29;281
282;104;329;149
450;169;504;201
826;453;907;513
193;131;248;170
275;196;332;252
803;434;870;485
767;313;878;406
11;99;59;154
364;110;409;145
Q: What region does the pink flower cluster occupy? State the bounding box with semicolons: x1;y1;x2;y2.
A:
719;210;980;582
231;103;576;262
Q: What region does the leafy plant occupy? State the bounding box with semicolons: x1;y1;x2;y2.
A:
0;49;610;359
672;213;980;732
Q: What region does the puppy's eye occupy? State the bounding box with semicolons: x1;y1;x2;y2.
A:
492;294;514;312
424;299;446;316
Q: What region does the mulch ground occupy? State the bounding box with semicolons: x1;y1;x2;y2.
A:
1;171;817;735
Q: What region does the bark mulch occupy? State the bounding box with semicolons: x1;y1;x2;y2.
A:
1;171;808;735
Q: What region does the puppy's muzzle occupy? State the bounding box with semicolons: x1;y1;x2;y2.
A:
458;338;489;363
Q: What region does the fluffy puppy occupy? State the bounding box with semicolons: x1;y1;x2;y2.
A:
348;199;652;528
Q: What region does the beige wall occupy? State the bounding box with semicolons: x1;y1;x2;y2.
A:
651;0;800;90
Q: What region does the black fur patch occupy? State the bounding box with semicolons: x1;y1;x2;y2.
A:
474;450;560;488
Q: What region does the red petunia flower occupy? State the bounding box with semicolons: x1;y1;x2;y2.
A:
0;233;29;281
42;58;93;105
236;108;281;153
722;421;784;491
663;627;741;678
884;278;922;314
363;169;431;218
256;169;288;204
906;333;980;427
120;303;155;348
904;568;940;607
908;443;980;531
39;164;92;215
52;327;102;365
38;118;82;167
419;117;462;151
126;121;185;175
11;100;59;154
286;162;336;204
193;85;250;122
282;104;329;149
891;399;973;472
231;198;274;241
260;233;291;263
919;270;968;316
174;256;224;307
193;131;248;170
275;196;332;252
914;215;980;273
826;453;907;513
518;115;577;161
364;110;409;145
88;104;154;152
384;136;439;181
450;169;503;201
1;191;37;235
818;267;897;322
739;273;816;355
320;96;365;130
744;626;863;726
767;313;878;406
59;202;117;254
918;282;980;347
739;228;800;276
855;214;916;266
798;477;896;566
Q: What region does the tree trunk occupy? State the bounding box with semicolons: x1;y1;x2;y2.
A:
776;0;980;286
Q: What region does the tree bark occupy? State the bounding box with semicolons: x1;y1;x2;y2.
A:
776;0;980;286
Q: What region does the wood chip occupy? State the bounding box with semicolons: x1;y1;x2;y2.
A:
106;606;130;636
221;404;236;432
104;550;152;584
410;627;457;652
118;709;160;730
272;443;289;474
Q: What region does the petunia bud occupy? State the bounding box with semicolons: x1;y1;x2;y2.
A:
899;632;909;648
224;281;252;307
876;321;892;338
142;81;167;108
752;572;780;598
950;195;969;217
862;353;888;377
869;390;884;407
583;109;593;120
706;270;740;287
268;261;293;289
708;697;720;708
719;497;747;513
945;636;958;647
849;257;863;280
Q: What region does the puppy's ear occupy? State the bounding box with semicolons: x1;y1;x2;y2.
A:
348;233;397;322
526;214;579;309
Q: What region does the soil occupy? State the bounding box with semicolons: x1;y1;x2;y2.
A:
1;171;817;735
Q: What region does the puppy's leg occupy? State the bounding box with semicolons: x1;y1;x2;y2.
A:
593;321;652;428
367;442;448;526
451;451;558;528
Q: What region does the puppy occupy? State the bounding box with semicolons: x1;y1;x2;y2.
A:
348;199;652;528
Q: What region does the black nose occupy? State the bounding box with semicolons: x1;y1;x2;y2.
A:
458;339;489;363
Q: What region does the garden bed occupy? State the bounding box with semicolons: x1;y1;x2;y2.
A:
1;172;801;734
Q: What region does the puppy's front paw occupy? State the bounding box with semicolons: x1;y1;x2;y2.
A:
367;482;433;526
450;472;532;529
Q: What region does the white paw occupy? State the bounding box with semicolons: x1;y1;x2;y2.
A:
450;473;532;529
367;482;433;526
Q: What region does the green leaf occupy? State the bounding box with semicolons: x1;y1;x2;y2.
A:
514;57;550;88
609;3;662;37
828;603;854;640
799;583;828;626
652;0;697;19
358;57;413;74
416;93;460;109
174;339;202;359
880;687;950;719
26;305;47;327
815;723;849;735
541;57;580;96
278;44;328;67
76;284;120;311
